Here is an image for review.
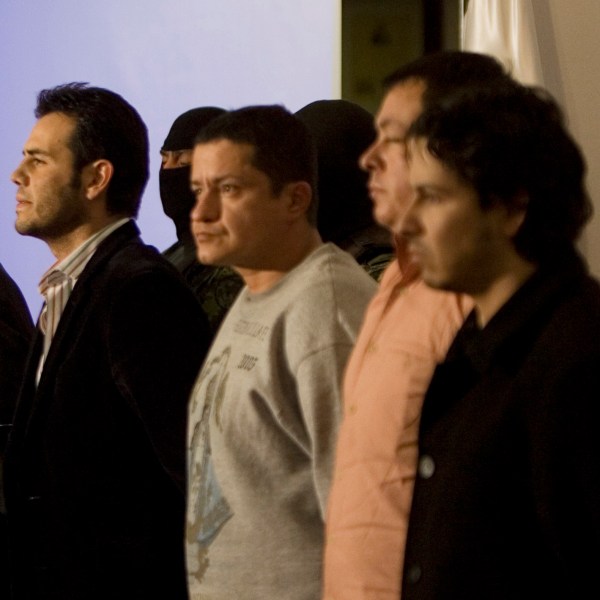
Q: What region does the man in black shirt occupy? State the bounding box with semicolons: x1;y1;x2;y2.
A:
399;81;600;599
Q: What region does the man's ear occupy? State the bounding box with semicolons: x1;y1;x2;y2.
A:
504;190;529;238
82;159;114;200
285;181;313;219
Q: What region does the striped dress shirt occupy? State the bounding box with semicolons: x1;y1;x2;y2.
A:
37;218;130;382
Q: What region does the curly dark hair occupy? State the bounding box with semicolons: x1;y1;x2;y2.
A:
408;82;592;263
35;82;149;217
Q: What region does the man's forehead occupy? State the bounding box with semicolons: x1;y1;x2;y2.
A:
25;112;75;153
406;136;427;159
194;139;254;162
191;139;262;181
406;137;424;168
408;137;465;188
375;78;426;128
34;111;76;132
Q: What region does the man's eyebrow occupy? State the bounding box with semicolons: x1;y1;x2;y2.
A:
376;117;406;131
190;174;244;187
23;148;51;157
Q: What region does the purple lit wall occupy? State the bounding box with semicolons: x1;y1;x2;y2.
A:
0;1;340;314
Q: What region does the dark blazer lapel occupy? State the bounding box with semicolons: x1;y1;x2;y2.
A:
36;221;140;389
19;222;141;438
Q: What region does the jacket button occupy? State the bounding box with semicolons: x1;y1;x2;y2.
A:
418;455;435;479
406;564;422;584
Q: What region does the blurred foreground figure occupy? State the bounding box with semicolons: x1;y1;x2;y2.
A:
323;51;513;600
401;80;599;600
0;264;32;599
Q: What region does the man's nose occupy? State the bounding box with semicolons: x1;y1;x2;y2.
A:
191;188;219;222
359;139;381;172
11;162;27;186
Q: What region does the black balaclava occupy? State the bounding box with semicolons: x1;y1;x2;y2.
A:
159;107;225;243
295;99;379;245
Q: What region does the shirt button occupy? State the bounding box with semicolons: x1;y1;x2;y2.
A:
406;564;422;584
418;454;435;479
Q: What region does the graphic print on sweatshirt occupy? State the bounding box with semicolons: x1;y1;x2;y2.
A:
187;347;234;584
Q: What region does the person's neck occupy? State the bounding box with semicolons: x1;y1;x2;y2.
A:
237;229;322;294
47;215;127;261
473;257;537;328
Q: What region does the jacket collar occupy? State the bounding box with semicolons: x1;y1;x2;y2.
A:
448;250;589;376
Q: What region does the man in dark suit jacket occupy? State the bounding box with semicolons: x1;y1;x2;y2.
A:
6;83;210;599
398;81;600;598
0;264;32;598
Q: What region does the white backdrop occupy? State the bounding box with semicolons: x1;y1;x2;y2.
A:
0;1;340;314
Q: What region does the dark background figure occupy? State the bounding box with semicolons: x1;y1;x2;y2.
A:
160;107;243;334
0;264;32;599
295;99;394;281
0;265;33;452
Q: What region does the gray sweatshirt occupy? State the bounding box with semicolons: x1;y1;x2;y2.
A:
186;243;376;599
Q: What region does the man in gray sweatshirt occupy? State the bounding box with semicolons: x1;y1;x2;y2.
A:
185;105;376;599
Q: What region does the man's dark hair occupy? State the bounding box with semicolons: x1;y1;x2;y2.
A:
194;105;318;225
407;82;592;264
35;82;149;217
383;50;511;110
